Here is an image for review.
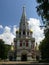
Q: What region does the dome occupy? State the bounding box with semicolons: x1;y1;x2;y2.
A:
30;29;33;33
16;30;19;33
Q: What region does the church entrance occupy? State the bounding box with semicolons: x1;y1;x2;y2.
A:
9;55;13;61
21;54;27;61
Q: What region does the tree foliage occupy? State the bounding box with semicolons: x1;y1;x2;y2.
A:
36;0;49;61
39;37;49;60
0;39;5;59
4;44;11;59
0;39;11;59
36;0;49;24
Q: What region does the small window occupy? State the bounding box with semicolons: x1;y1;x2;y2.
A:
19;32;21;35
26;42;28;47
27;32;29;35
20;42;22;47
20;40;22;47
23;31;25;35
26;40;28;47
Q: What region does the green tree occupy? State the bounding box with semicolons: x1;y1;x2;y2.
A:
36;0;49;23
0;39;5;59
36;0;49;61
4;44;11;59
39;38;49;60
0;39;11;59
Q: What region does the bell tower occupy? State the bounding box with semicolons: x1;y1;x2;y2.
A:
19;6;32;38
13;7;35;61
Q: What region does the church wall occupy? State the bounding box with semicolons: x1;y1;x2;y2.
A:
8;7;36;61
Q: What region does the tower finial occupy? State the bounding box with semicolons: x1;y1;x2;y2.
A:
22;6;26;17
23;6;25;12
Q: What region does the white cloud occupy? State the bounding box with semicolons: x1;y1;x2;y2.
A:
0;25;3;29
4;26;11;33
0;26;15;45
0;18;45;45
28;18;45;44
13;25;18;35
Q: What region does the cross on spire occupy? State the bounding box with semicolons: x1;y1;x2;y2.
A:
23;6;25;14
22;6;26;18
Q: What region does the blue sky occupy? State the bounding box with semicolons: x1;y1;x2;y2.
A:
0;0;44;44
0;0;41;26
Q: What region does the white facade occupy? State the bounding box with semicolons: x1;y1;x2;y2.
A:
13;7;36;61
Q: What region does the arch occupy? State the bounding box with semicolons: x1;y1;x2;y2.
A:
21;51;27;61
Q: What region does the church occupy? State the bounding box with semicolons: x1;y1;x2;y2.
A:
8;7;37;61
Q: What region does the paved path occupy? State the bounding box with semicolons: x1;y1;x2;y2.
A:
0;61;49;65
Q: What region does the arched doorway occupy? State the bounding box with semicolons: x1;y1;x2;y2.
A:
9;55;13;61
21;54;27;61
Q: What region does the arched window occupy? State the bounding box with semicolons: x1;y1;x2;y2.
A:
20;40;22;47
20;43;22;47
19;31;21;37
23;30;25;35
26;42;28;47
26;40;28;47
27;32;29;35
